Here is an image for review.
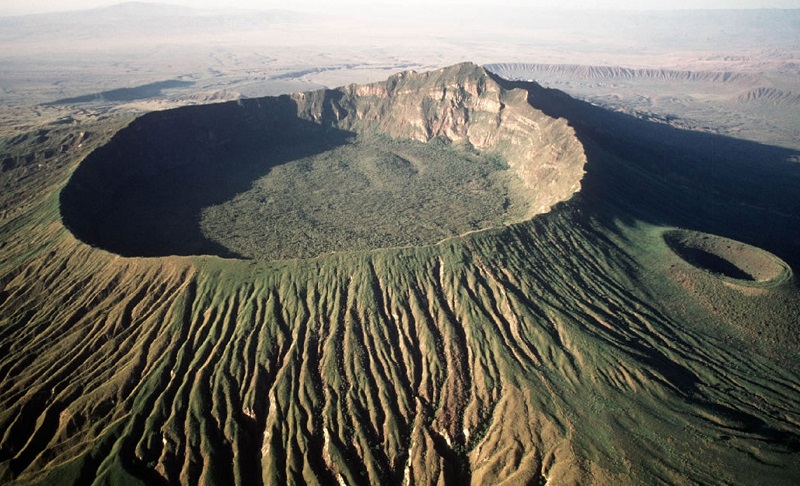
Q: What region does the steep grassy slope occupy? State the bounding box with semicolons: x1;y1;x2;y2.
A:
1;64;799;485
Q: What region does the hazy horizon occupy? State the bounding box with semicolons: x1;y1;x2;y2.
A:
2;0;800;16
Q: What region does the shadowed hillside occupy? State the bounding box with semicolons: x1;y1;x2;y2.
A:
0;64;799;485
495;75;800;268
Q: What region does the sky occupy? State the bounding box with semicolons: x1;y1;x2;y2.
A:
1;0;800;15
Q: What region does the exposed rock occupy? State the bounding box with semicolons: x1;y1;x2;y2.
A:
293;62;586;216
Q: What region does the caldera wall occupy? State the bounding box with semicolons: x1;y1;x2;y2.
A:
60;63;587;259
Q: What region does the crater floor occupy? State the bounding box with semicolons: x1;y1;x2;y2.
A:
200;136;532;260
664;229;791;285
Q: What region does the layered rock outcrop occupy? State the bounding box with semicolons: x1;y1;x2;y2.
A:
294;62;586;216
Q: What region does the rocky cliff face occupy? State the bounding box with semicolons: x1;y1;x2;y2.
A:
292;62;586;216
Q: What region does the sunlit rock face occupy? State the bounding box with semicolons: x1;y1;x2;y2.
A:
294;62;586;215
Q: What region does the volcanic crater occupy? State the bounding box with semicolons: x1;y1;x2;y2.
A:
664;229;791;284
5;59;800;486
60;63;586;260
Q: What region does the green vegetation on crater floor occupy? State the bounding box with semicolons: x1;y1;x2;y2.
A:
201;135;531;260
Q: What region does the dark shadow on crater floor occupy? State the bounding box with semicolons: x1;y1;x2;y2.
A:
60;96;355;258
666;239;755;281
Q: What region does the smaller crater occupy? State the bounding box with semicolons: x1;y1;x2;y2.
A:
664;229;790;285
